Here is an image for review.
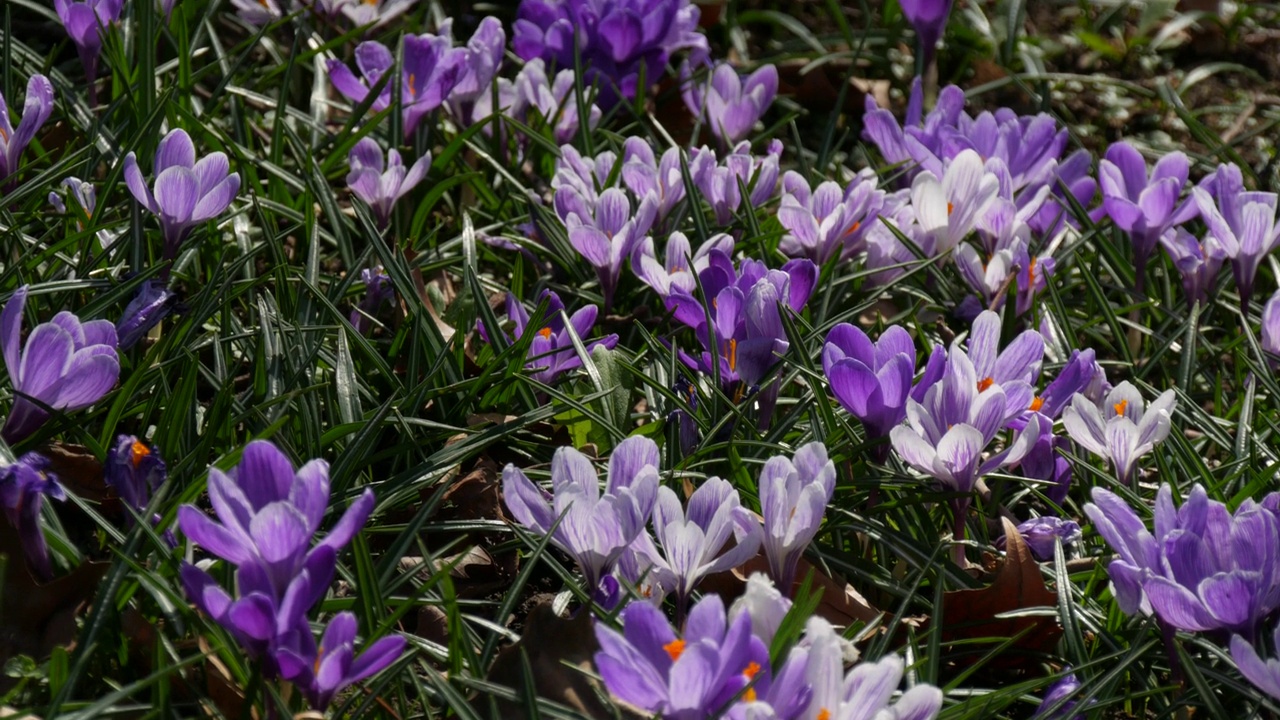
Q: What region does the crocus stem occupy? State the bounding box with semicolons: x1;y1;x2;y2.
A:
951;497;970;568
1159;618;1185;691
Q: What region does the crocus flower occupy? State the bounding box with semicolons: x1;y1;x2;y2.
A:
802;616;944;720
116;280;178;350
516;60;602;143
0;451;65;581
1061;382;1175;486
123;129;241;266
1087;484;1280;636
757;442;836;592
621;138;688;224
682;62;778;146
1034;669;1084;720
637;478;762;610
230;0;285;25
593;593;770;718
1263;289;1280;359
177;440;375;599
350;268;394;335
1159;228;1225;307
899;0;953;67
557;187;658;309
341;0;417;29
346;138;431;227
104;434;166;520
1;286;120;444
49;176;120;249
1192;162;1280;308
1231;621;1280;701
441;17;506;108
0;74;55;187
910;149;1000;256
822;323;916;459
693;141;781;226
485;290;618;385
1002;516;1081;562
502;436;659;593
632;231;733;298
967;309;1045;389
327;36;467;137
1098;142;1196;283
778;170;885;264
512;0;709;106
276;611;406;711
728;573;792;649
552;144;618;209
53;0;123;104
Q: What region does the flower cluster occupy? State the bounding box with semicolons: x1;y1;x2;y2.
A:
178;441;403;711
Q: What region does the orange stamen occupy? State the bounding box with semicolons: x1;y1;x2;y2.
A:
850;221;861;232
537;327;552;339
817;710;831;720
1114;399;1128;417
1028;257;1037;286
663;639;686;661
976;377;994;392
407;74;417;96
743;662;760;679
726;338;737;373
130;440;151;468
1030;396;1045;412
947;202;954;215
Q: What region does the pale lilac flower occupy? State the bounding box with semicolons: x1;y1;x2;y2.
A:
54;0;123;103
341;0;417;29
639;478;762;609
512;0;709;106
1003;516;1081;562
123;129;241;266
693;142;781;226
728;573;791;649
551;144;618;209
778;170;885;264
1159;228;1225;307
863;190;920;286
1263;290;1280;358
117;280;178;350
758;442;836;591
483;291;618;385
441;17;507;122
1232;622;1280;701
326;36;467;137
631;231;733;298
966;309;1045;390
1;286;120;444
516;60;602;143
49;177;120;249
0;451;65;581
802;617;944;720
1192;163;1280;308
557;186;657;309
909;149;1000;256
502;437;659;593
683;62;778;146
230;0;285;25
594;593;771;717
0;74;55;186
899;0;953;67
1098;142;1196;282
621;138;687;223
1061;382;1175;486
346;138;431;227
822;323;916;459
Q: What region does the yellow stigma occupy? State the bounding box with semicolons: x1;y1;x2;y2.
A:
1114;399;1129;417
947;201;954;215
663;639;685;661
817;710;831;720
1030;396;1045;412
130;440;151;469
407;74;417;96
742;661;761;701
537;327;552;339
976;377;994;392
726;338;738;373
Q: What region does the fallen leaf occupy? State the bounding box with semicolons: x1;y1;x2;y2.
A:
483;602;645;720
935;517;1062;671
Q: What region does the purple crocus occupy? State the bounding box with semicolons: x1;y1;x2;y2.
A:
0;451;65;581
177;440;376;601
1;286;120;444
275;611;406;711
802;617;944;720
104;434;166;520
757;442;835;592
1098;142;1196;284
1263;290;1280;359
502;437;659;594
1159;228;1225;307
1085;484;1280;636
1002;516;1081;562
117;280;178;351
441;17;506;106
692;141;781;226
123;129;241;267
632;231;733;298
557;186;658;309
1232;622;1280;702
910;149;1001;256
346;138;431;227
0;75;55;188
327;36;467;137
53;0;123;105
593;593;771;718
350;268;394;335
778;170;885;264
682;61;778;146
486;290;619;385
230;0;284;25
1192;162;1280;308
899;0;953;68
340;0;416;28
621;138;687;224
1061;382;1175;487
49;176;120;249
512;0;709;106
635;478;763;610
1034;669;1084;720
515;60;603;143
822;323;916;459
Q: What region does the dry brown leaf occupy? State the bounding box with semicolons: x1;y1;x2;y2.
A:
936;517;1062;669
198;636;259;720
483;602;645;720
